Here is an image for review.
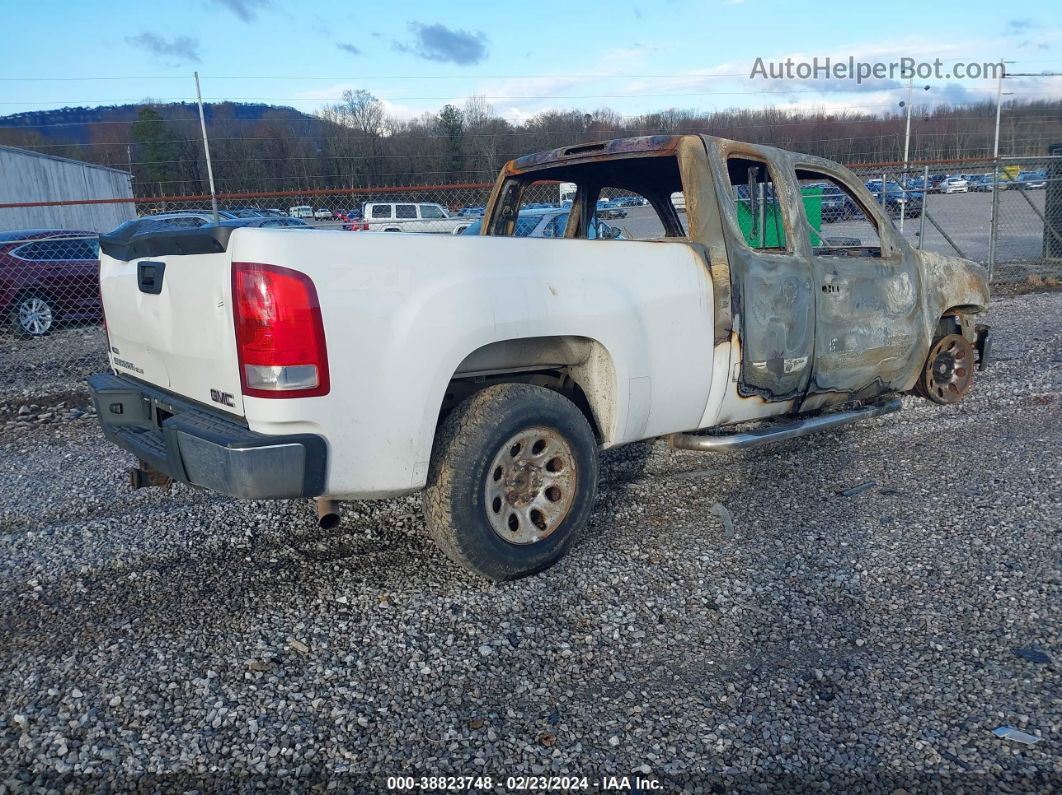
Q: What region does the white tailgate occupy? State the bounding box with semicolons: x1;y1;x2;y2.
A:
100;250;245;416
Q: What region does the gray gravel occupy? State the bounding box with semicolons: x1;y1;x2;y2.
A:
0;325;107;402
0;292;1059;791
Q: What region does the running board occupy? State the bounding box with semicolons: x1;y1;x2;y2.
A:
669;398;902;452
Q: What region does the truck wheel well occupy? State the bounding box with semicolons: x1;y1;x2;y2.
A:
939;306;981;340
436;335;618;446
439;370;602;442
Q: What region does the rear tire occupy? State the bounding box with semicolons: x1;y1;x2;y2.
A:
423;383;599;580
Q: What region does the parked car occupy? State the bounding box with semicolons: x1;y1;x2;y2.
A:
363;202;469;233
289;205;314;219
109;211;259;236
313;208;332;220
815;183;857;222
111;213;313;239
138;209;240;223
459;208;623;240
1016;170;1047;190
864;179;924;219
457;206;485;217
342;209;369;231
926;174;948;193
228;217;312;229
596;199;628;220
1;229;100;337
91;134;990;580
938;176;969;194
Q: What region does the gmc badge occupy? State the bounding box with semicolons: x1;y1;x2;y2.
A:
210;389;235;407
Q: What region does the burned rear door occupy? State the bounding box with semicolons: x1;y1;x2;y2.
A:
702;139;815;401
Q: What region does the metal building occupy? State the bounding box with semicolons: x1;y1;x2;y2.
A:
0;145;135;233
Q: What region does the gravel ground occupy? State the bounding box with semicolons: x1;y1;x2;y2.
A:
0;292;1059;792
0;325;106;402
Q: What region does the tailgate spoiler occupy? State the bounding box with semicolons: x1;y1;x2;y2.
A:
99;224;237;261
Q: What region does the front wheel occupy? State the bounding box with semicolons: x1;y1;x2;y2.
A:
11;292;55;337
913;334;975;404
423;383;599;580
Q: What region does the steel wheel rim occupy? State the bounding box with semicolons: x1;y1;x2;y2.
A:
925;334;973;403
18;297;52;335
484;426;577;545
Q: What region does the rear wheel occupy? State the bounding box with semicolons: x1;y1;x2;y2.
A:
10;292;55;337
914;333;975;404
424;383;599;580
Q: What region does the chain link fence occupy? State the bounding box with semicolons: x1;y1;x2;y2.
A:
1;156;1059;404
845;156;1060;283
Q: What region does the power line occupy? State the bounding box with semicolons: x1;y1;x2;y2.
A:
3;86;1059;107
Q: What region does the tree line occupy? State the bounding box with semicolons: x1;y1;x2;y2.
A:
1;94;1058;197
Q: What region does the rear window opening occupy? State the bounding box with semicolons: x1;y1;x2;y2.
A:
490;154;688;240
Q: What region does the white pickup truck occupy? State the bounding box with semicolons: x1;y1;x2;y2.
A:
91;135;991;580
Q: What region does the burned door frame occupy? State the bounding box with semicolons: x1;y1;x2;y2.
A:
789;157;928;404
700;137;815;403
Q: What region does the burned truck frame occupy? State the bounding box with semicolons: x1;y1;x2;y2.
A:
482;134;990;416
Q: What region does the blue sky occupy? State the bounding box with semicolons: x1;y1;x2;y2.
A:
1;0;1059;121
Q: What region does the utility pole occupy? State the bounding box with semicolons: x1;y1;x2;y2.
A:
989;60;1016;278
900;78;913;232
194;71;220;223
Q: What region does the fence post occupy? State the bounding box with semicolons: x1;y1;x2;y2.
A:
917;165;928;250
989;160;1000;281
194;71;220;223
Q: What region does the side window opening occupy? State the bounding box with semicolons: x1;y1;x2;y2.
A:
725;156;788;251
396;204;417;219
371;204;392;219
419;204;446;220
794;168;883;258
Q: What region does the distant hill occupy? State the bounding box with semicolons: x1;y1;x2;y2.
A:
1;96;1057;196
0;102;319;147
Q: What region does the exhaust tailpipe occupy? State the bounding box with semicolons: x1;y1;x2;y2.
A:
315;498;341;530
128;460;173;490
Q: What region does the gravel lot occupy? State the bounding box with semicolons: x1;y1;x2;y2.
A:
0;292;1059;791
0;325;106;403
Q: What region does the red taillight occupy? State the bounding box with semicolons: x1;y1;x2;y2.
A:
232;262;330;398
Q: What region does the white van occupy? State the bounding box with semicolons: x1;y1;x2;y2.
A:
363;202;467;233
289;205;314;219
